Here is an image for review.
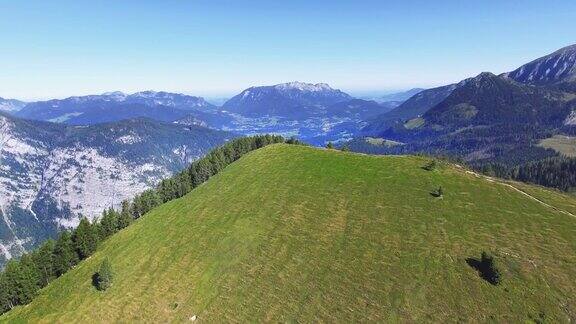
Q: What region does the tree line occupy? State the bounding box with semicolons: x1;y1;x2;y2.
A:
0;134;298;314
479;156;576;192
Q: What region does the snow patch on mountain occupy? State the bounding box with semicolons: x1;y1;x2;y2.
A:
116;134;142;144
274;82;333;92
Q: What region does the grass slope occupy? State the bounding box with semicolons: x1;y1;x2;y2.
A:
3;144;576;322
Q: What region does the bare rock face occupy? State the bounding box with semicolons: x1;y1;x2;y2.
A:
0;113;231;266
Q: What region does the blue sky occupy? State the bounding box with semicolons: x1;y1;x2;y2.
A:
0;0;575;100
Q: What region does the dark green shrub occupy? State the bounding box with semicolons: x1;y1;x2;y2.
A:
423;160;437;171
93;259;113;291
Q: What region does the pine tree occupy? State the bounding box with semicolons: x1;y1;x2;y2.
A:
326;142;334;149
0;273;12;312
2;257;41;307
16;255;41;303
73;217;99;259
100;207;119;239
31;239;56;286
117;200;133;230
423;160;437;171
194;159;213;184
53;231;80;276
94;259;113;291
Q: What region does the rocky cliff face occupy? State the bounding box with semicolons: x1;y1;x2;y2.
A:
0;114;231;266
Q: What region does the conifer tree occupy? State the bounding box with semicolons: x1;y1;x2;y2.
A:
1;256;40;307
194;159;213;184
94;259;113;291
53;231;79;276
0;273;11;312
99;207;119;239
117;200;133;229
31;239;56;286
73;217;99;259
423;160;437;171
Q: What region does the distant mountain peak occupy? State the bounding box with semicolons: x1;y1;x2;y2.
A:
101;91;126;97
132;90;160;98
464;72;502;86
223;82;351;118
476;71;497;78
274;82;334;92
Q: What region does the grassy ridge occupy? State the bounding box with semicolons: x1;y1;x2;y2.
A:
3;144;576;322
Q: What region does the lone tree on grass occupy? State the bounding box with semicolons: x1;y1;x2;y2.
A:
431;186;443;197
93;259;113;291
326;142;335;149
437;186;443;197
423;160;437;171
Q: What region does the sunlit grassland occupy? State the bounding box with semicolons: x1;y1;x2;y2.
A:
3;144;575;322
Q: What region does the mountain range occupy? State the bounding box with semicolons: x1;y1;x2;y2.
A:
361;83;459;134
219;82;393;144
1;44;576;321
0;112;231;266
355;44;576;167
15;91;216;125
6;83;396;145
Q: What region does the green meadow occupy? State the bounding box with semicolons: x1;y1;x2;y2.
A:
3;144;575;322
